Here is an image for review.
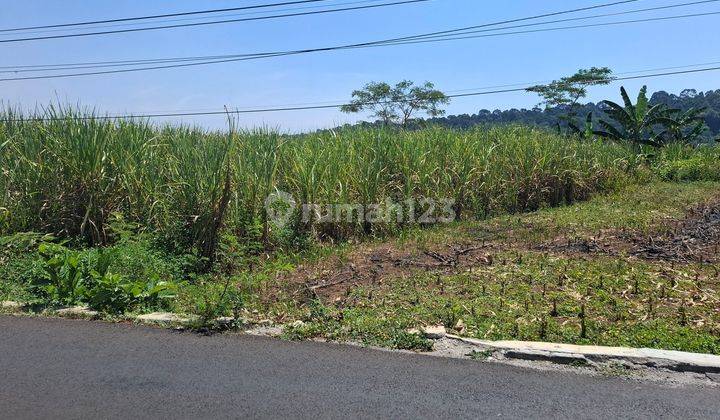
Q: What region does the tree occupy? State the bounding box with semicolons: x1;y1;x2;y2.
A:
341;80;449;126
594;86;672;147
526;67;614;129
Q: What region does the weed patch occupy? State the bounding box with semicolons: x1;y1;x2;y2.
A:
262;182;720;354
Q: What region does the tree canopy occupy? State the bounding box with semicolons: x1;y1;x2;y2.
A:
341;80;449;126
526;67;614;111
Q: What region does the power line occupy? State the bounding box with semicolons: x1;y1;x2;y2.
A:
389;0;720;42
358;0;643;46
0;0;641;45
0;0;332;33
5;0;388;36
1;0;712;75
445;59;720;93
379;11;720;46
0;0;431;44
0;0;647;72
37;59;718;115
2;8;718;82
8;65;720;122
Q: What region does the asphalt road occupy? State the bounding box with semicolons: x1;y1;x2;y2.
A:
1;316;718;419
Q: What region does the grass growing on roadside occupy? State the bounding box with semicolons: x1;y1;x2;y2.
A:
259;182;720;354
319;252;720;354
0;108;646;316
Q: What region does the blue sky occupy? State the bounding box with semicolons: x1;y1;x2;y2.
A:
2;0;719;131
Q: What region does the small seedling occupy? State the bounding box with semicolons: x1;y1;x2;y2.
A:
633;276;640;295
679;302;688;326
470;349;494;360
539;317;548;340
569;359;590;368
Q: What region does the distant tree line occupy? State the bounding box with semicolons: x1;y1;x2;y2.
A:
427;88;720;143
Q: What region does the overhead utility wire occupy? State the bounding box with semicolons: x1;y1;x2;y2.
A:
444;59;720;93
0;0;709;73
61;59;720;114
10;65;720;121
0;0;332;33
377;11;720;46
379;0;720;43
1;9;718;82
0;0;431;43
2;0;389;36
0;0;713;74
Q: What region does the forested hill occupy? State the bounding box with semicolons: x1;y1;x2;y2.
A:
429;89;720;140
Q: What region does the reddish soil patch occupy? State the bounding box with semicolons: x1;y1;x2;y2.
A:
275;198;720;303
276;241;496;302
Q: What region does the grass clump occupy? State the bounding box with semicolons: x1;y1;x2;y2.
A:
654;144;720;182
281;303;434;351
312;251;719;354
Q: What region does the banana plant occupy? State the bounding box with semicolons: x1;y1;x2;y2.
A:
655;107;707;145
594;86;672;147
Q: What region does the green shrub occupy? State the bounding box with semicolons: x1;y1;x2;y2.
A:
0;233;183;313
33;243;89;305
654;144;720;182
89;272;177;314
0;233;51;300
656;156;720;182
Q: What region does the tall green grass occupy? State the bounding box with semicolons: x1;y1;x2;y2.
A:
1;106;643;256
653;142;720;182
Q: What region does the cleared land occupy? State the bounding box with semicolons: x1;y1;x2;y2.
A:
248;182;720;353
1;112;719;355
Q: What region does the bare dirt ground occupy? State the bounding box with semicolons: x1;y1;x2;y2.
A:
275;197;720;302
539;199;720;264
277;241;497;301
